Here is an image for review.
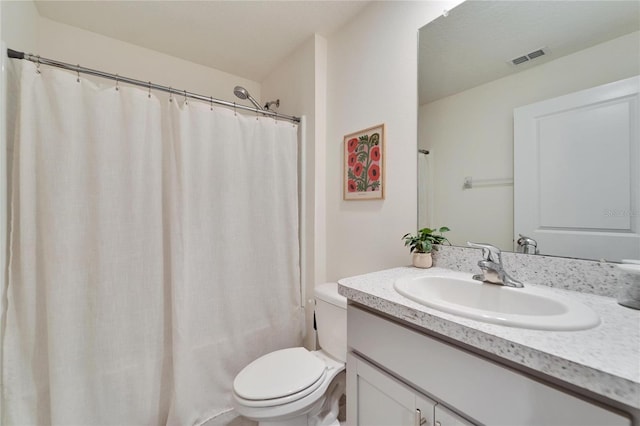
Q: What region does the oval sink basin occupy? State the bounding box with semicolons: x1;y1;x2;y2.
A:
394;272;600;331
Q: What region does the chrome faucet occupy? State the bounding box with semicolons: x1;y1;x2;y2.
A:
467;242;524;288
516;234;538;254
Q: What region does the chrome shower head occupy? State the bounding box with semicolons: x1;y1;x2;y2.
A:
233;86;249;100
233;86;263;110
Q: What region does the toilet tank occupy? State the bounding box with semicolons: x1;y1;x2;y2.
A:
314;282;347;362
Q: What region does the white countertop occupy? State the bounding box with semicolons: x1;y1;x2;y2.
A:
338;266;640;409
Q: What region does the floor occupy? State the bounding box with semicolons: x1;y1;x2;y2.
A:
201;394;346;426
201;410;256;426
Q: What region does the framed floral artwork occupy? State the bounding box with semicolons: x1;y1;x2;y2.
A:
343;124;385;200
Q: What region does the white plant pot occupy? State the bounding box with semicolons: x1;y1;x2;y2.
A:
412;252;433;269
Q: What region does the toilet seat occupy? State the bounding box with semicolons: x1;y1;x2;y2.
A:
234;368;328;408
233;349;345;423
233;347;327;407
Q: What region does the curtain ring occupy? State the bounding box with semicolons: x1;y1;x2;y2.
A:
76;65;80;83
233;102;237;116
148;81;152;98
210;96;213;111
169;87;173;103
274;112;278;123
183;89;188;105
115;74;119;91
35;55;41;74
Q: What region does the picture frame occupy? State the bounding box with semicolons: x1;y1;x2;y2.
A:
343;123;385;200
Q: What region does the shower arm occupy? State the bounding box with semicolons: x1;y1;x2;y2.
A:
264;99;280;111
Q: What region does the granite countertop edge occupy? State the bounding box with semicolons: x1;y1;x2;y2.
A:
337;266;640;410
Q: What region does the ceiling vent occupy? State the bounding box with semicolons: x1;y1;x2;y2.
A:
512;55;529;65
510;47;547;66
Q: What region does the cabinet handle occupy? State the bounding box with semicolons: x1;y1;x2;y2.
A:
415;409;427;426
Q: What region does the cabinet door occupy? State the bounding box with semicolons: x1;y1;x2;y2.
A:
347;353;437;426
435;405;474;426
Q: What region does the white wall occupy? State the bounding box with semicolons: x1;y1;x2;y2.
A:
313;36;328;288
36;17;260;103
325;1;462;281
261;34;327;349
419;31;640;250
1;0;38;53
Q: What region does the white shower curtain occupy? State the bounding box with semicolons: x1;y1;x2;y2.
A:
1;61;302;424
165;102;302;423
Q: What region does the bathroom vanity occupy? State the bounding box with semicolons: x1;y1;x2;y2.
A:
338;267;640;425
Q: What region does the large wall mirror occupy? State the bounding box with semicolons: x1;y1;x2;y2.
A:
418;0;640;262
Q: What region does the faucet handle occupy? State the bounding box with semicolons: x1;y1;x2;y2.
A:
467;242;502;263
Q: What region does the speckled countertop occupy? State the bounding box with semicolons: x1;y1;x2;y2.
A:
338;266;640;409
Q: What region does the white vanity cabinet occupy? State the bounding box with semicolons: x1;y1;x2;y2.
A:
347;352;472;426
346;305;632;426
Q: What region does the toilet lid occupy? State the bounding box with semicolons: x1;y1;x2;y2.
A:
233;347;326;401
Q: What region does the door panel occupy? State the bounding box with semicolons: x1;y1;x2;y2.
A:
347;353;438;426
514;76;640;261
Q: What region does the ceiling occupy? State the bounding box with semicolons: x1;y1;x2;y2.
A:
35;0;370;82
419;1;640;104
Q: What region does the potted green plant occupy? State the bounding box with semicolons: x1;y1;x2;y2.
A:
402;227;450;268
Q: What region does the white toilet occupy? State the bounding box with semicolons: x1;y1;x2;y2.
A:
232;282;347;426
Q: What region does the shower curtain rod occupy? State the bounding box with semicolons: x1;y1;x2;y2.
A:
7;48;301;124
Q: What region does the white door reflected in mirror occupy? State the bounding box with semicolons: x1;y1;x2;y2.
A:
514;76;640;261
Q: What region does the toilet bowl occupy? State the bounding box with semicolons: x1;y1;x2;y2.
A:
232;283;347;426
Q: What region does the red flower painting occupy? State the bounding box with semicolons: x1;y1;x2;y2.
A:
348;153;357;167
347;138;358;153
370;146;381;162
368;164;380;182
343;124;385;200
